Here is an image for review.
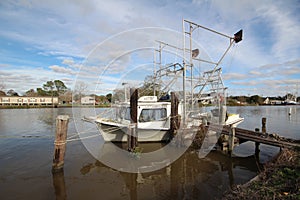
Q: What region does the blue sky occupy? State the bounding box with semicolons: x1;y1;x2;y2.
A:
0;0;300;96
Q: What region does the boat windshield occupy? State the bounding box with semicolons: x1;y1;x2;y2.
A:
119;107;131;120
139;108;167;122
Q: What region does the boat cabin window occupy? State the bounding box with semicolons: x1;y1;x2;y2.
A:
125;108;131;120
120;107;131;120
139;108;167;122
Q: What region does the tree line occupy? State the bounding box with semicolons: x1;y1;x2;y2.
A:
0;78;298;105
227;94;300;105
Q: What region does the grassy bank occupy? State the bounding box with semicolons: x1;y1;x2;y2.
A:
223;148;300;199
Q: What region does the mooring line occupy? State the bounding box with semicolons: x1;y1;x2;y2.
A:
66;126;98;140
66;134;101;142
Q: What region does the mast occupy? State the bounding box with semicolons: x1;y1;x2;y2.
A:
153;19;243;126
183;19;242;105
182;19;187;124
189;24;193;111
153;48;156;96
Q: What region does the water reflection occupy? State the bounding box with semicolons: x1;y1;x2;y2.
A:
74;143;260;200
38;108;57;126
2;107;298;199
52;170;67;200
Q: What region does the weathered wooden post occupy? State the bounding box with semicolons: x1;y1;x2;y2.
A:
170;92;179;135
262;117;266;135
228;125;235;156
128;88;138;152
219;105;227;125
52;115;69;172
255;128;260;155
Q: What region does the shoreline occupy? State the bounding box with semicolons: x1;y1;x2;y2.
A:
222;147;300;199
0;104;299;109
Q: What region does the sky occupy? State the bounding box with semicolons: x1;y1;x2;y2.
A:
0;0;300;97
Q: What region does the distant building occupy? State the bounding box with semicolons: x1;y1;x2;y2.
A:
0;96;58;106
263;98;270;104
270;100;284;105
81;96;95;105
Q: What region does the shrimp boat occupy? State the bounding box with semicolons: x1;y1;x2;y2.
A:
95;96;173;142
94;19;244;142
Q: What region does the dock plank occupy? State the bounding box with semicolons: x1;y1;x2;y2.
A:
206;124;300;148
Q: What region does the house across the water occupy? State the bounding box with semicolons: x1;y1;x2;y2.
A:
81;96;96;105
0;96;58;106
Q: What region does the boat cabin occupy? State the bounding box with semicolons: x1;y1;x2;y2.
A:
116;96;172;129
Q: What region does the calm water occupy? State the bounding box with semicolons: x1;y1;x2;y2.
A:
0;106;299;200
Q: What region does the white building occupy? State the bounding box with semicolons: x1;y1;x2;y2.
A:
81;96;95;105
0;96;58;106
263;97;270;104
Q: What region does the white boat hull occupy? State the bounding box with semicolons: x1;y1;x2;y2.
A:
97;122;172;142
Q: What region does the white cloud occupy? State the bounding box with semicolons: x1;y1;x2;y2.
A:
49;65;77;75
62;58;75;66
223;73;249;80
259;4;300;61
0;64;10;68
0;0;299;96
0;67;74;94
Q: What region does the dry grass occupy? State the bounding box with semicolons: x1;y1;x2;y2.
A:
222;148;300;200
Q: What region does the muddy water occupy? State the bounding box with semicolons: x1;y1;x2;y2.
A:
0;106;299;199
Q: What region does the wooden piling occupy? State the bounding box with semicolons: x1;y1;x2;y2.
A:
127;124;138;152
255;128;260;155
170;92;179;135
52;115;69;173
228;125;236;156
128;88;138;152
262;117;266;134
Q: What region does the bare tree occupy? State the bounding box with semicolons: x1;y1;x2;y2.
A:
0;81;5;96
59;90;72;104
0;81;5;91
0;90;6;96
0;82;5;90
7;89;19;96
25;89;37;97
74;81;88;104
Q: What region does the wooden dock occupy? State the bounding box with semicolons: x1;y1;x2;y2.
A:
207;124;300;149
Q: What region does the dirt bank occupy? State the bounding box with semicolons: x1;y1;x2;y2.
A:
222;148;300;199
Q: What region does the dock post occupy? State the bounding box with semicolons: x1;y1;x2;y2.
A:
228;125;235;156
171;92;179;135
128;88;138;152
52;115;69;173
127;124;137;152
262;117;266;135
255;128;260;155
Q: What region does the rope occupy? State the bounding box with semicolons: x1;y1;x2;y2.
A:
66;134;101;142
66;126;97;140
65;125;123;143
54;140;67;145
